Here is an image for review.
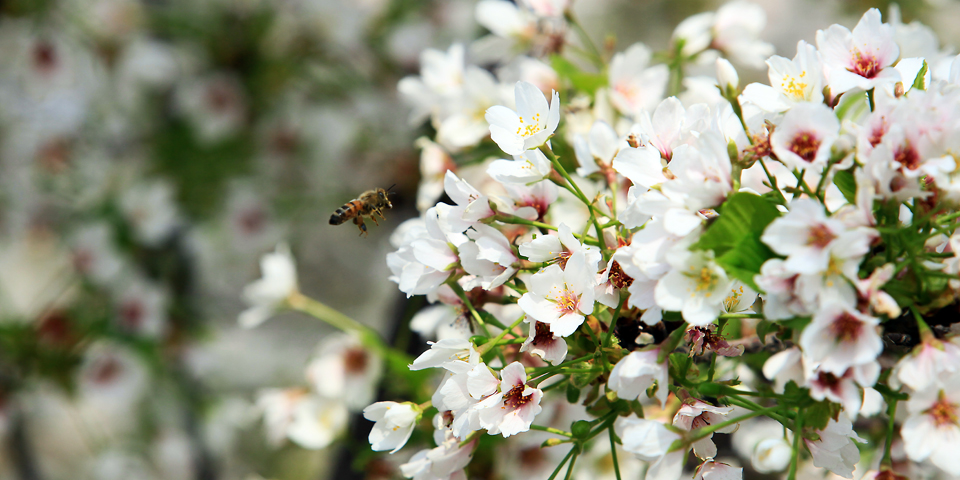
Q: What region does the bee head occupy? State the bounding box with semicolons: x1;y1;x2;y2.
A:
381;184;396;208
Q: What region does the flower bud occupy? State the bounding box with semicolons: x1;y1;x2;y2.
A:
716;58;739;92
751;437;792;473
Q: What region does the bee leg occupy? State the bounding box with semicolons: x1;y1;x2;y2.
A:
354;216;368;236
371;214;380;226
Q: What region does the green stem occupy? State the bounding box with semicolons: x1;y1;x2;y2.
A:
564;12;605;69
495;214;601;246
529;424;574;438
479;314;526;355
540;145;609;251
682;406;782;447
287;292;408;364
602;294;627;348
718;313;764;319
880;393;899;468
563;449;580;480
867;88;875;112
528;354;595;377
936;211;960;224
547;447;577;480
609;425;622;480
723;395;794;427
757;157;787;204
787;411;803;480
447;279;506;365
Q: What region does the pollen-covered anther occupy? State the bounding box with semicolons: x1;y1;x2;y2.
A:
503;383;532;409
556;290;579;313
850;50;880;79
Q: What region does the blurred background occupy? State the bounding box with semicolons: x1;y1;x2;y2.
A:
0;0;955;479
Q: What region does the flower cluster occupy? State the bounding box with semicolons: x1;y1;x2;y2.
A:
364;3;960;479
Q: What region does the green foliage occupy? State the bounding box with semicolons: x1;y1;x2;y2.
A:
833;168;857;205
550;55;607;96
693;192;782;291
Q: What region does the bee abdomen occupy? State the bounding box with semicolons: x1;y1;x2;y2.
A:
330;202;359;225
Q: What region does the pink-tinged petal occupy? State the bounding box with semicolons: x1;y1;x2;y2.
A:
518;293;562;324
527;264;565;299
692;436;717;459
466;364;500;398
550;311;585;337
613;145;667;187
499;362;527;387
518;235;563;262
816;25;854;68
828;69;871;95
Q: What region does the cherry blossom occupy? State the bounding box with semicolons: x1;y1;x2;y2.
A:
486;81;560;155
816;8;901;96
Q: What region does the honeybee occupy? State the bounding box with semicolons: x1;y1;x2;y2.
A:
329;186;394;236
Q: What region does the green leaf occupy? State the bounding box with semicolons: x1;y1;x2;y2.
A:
833;168;857;205
693;192;781;255
550;55;607;95
693;193;781;291
714;236;777;292
755;319;776;345
570;360;601;388
912;60;929;91
804;400;841;431
566;382;581;403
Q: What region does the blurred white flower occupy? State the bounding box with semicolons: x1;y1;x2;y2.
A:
305;333;382;411
285;395;349;450
363;401;421;453
238;243;298;329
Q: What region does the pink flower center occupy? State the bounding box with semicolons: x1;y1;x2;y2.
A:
894;143;921;170
850;50;881;79
829;312;864;342
789;132;821;163
556;288;579;314
806;223;836;249
929;394;960;428
90;357;123;385
503;383;533;409
119;300;144;329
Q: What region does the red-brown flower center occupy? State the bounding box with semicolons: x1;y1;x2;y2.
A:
503;383;532;409
532;321;554;345
894;144;921;170
344;347;369;374
807;223;837;249
789;132;821;163
830;312;863;342
119;300;144;329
